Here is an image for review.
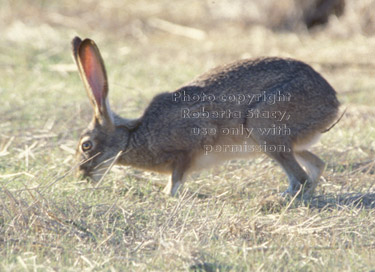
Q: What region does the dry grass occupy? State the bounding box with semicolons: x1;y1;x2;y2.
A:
1;0;375;271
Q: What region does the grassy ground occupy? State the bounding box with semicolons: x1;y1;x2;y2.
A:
1;1;375;271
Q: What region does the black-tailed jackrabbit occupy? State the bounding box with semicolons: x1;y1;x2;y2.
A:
72;37;339;197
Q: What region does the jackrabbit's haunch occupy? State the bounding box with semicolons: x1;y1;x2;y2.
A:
72;37;339;197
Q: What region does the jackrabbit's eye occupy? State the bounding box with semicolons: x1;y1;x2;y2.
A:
81;141;93;151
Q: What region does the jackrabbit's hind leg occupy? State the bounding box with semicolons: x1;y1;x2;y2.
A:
267;150;311;196
295;150;325;195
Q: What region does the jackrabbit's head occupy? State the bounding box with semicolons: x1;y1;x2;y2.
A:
72;37;129;181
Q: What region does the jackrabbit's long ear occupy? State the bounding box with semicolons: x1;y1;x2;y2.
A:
72;37;114;129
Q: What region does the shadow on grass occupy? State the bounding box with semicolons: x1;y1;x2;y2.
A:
257;192;375;214
189;262;232;272
308;193;375;210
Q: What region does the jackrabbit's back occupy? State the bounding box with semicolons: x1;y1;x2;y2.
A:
140;57;338;136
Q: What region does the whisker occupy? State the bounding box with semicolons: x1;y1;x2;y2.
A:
78;152;101;166
95;151;123;188
93;154;119;170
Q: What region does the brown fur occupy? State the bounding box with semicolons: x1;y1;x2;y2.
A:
72;36;339;197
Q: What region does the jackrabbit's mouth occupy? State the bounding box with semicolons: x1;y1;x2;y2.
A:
76;169;93;181
76;154;115;182
76;163;104;182
90;171;106;182
77;170;104;183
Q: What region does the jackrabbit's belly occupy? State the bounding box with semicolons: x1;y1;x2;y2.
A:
189;137;261;173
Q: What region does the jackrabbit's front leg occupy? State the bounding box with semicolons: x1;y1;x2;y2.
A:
163;155;191;196
163;171;184;196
